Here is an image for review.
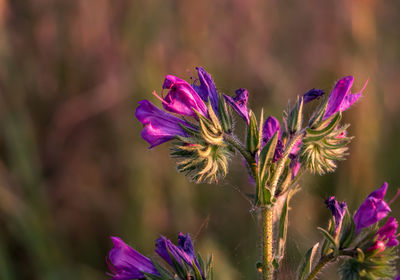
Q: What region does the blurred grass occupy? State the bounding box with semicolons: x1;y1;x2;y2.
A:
0;0;399;279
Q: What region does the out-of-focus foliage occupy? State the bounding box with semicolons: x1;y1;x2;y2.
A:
0;0;399;279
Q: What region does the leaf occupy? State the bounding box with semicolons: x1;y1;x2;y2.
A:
276;189;294;262
262;187;272;205
317;227;338;254
287;96;304;134
218;93;232;133
308;97;329;128
259;131;279;179
340;210;356;248
246;110;259;154
297;242;320;280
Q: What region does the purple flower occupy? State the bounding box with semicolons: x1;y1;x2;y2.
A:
325;196;347;232
223;88;250;124
324;76;367;119
192;67;219;114
375;217;399;247
261;116;283;161
262;116;302;162
290;158;301;179
354;182;391;234
107;237;159;280
155;233;203;277
135;100;191;148
162;75;208;117
302;88;325;103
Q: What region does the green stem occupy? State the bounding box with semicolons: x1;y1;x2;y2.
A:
305;250;357;280
223;133;254;165
261;207;274;280
223;133;260;204
305;254;335;280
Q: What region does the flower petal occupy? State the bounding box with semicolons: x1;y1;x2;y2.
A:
108;237;158;279
193;67;219;114
223;88;250;124
302;88;325;103
135;100;190;148
324;76;354;119
162;77;208;117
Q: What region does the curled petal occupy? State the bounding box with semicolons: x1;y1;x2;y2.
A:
162;77;208;117
223;88;250;124
193;67;219;114
324;76;354;119
339;79;368;111
369;182;388;200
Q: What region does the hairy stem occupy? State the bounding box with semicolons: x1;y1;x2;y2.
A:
305;250;357;280
223;133;254;166
305;254;335;280
261;207;274;280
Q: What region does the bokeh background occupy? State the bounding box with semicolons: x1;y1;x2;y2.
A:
0;0;399;279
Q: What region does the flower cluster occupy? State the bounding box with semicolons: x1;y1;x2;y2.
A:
136;67;252;183
300;183;399;280
124;67;400;280
107;233;212;280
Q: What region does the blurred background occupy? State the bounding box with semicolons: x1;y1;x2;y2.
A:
0;0;399;279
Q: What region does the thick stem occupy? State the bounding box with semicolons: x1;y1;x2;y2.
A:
261;207;274;280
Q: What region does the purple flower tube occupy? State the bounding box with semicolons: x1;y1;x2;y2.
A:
353;182;391;234
135;100;191;148
325;196;347;233
107;237;159;280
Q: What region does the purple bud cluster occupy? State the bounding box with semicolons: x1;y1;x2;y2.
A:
107;233;203;280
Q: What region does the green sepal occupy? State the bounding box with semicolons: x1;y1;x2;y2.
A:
276;188;296;263
258;108;265;149
287;97;304;134
308;97;329;128
192;259;203;280
206;254;214;280
297;242;320;280
218;93;233;133
146;258;174;280
246;110;259;154
317;227;338;254
340;210;356;249
304;112;342;142
262;187;272;205
179;123;201;138
194;109;224;146
259;131;279;180
143;272;164;280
